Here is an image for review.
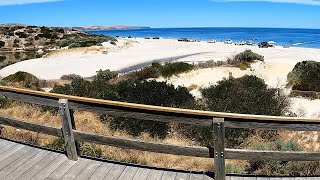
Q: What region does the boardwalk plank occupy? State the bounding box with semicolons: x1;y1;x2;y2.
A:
245;177;258;180
0;144;24;162
46;157;77;179
60;158;91;180
189;173;204;180
0;139;10;150
132;168;152;180
103;164;126;180
89;162;114;180
161;171;177;180
0;142;16;155
30;154;68;180
74;160;102;180
0;147;41;178
4;150;50;180
148;169;165;180
231;177;244;180
0;146;31;170
257;177;270;180
118;166;139;180
18;152;59;180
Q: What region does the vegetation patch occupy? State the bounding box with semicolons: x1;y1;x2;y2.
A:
287;60;320;91
2;71;40;90
127;62;195;82
227;50;264;68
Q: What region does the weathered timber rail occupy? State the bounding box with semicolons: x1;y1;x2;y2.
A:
1;86;320;180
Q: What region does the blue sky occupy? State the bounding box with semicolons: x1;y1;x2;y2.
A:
0;0;319;29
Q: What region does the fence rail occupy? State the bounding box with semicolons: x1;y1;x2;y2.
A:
1;86;320;180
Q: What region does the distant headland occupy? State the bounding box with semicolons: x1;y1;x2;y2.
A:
71;25;150;31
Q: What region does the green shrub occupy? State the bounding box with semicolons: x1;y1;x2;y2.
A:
126;62;193;82
2;71;40;90
227;50;264;67
60;74;82;81
183;75;287;148
287;61;320;91
129;65;161;82
94;69;118;82
202;75;283;116
160;62;194;78
110;80;196;138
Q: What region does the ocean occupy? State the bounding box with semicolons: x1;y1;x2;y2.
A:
88;27;320;48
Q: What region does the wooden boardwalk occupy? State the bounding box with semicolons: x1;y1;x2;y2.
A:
1;138;320;180
0;138;213;180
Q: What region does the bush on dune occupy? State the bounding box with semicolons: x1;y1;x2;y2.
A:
160;62;194;78
227;50;264;68
182;75;288;148
287;60;320;91
126;62;195;82
2;71;40;90
110;80;196;138
52;69;196;138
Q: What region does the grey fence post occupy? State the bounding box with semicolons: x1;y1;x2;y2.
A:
213;118;226;180
59;99;78;160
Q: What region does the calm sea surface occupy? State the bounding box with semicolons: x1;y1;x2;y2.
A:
89;27;320;48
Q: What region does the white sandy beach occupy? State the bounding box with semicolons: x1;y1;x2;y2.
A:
1;38;320;117
1;38;320;80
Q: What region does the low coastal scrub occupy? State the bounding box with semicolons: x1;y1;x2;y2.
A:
227;50;264;69
52;71;196;138
184;75;288;148
59;34;116;48
287;60;320;91
196;60;225;69
128;62;195;81
60;73;82;81
2;71;40;90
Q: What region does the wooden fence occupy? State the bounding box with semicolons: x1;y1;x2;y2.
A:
1;86;320;180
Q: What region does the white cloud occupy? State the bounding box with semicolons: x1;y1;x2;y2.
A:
0;0;62;6
212;0;320;6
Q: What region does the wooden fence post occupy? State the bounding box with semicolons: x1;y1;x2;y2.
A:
213;118;226;180
59;99;78;160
